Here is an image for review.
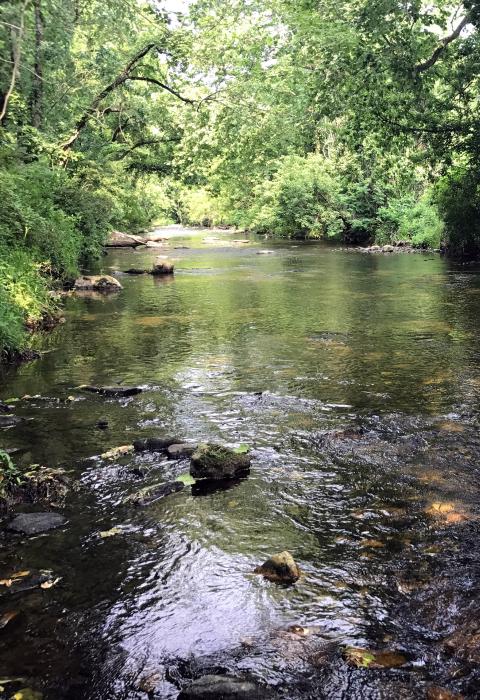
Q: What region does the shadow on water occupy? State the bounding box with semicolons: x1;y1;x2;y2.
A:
1;230;480;698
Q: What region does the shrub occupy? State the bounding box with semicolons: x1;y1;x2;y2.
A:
436;165;480;256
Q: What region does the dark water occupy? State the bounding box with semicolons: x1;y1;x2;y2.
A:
1;228;480;699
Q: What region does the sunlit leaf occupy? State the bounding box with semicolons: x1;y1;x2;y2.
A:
176;473;196;486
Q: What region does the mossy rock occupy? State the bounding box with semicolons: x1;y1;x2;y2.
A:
190;443;251;480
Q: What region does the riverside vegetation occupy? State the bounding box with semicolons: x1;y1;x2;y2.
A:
2;1;480;358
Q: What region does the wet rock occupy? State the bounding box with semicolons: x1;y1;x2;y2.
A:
190;443;251;480
101;445;134;460
124;268;147;275
178;675;273;699
254;551;300;584
426;687;464;700
343;647;407;669
95;419;109;430
150;258;174;275
7;512;67;535
131;480;184;506
133;436;183;453
105;230;146;247
79;385;142;397
73;275;123;292
0;402;11;413
0;414;21;427
166;443;197;459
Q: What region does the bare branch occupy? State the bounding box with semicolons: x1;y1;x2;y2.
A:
415;15;469;73
126;75;195;104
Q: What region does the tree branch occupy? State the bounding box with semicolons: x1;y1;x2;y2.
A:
61;43;157;149
126;75;195;104
415;15;469;73
0;0;29;125
116;136;181;159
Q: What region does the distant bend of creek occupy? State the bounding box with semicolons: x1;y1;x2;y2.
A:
1;226;480;699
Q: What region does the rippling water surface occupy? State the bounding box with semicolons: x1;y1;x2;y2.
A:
1;228;480;699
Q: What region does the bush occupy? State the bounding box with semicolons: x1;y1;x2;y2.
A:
377;192;444;248
248;154;347;239
436;165;480;256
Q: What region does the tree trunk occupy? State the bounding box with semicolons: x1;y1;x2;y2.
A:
31;0;44;129
0;0;29;125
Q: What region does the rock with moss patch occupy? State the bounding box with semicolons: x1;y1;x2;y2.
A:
190;443;251;480
254;551;300;583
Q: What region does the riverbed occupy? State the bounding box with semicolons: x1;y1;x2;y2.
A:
1;227;480;699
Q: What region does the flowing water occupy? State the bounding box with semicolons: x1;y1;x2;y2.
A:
1;228;480;699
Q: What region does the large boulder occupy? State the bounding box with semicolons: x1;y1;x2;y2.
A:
150;258;174;275
254;551;300;584
105;230;145;247
178;675;273;699
190;443;251;480
74;275;122;292
8;512;67;536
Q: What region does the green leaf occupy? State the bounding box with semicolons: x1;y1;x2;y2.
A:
233;443;250;454
176;473;196;486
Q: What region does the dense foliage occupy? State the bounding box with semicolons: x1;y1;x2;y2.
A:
1;0;480;355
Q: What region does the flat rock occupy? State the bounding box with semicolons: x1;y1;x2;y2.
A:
178;675;273;699
166;443;197;459
254;551;300;584
133;436;183;452
80;385;142;397
74;275;122;292
105;230;145;247
8;512;67;535
190;443;251;480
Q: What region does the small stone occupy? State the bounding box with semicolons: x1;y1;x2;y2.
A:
166;443;197;459
178;675;273;699
133;436;183;453
132;480;185;506
8;512;67;536
190;443;251;480
254;551;300;583
73;275;122;292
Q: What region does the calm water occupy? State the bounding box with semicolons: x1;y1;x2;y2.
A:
1;228;480;699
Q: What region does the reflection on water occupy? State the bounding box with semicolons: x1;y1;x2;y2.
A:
1;230;480;698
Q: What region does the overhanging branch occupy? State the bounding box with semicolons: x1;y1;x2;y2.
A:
415;15;469;73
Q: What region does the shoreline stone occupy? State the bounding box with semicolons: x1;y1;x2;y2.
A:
73;275;122;292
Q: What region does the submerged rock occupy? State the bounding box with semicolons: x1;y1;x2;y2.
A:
131;480;184;506
124;268;147;275
0;414;21;427
190;443;251;480
254;551;300;584
343;647;407;669
79;385;142;397
426;687;464;700
166;443;197;459
150;258;174;275
8;512;67;535
178;675;273;699
133;436;183;453
74;275;122;292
